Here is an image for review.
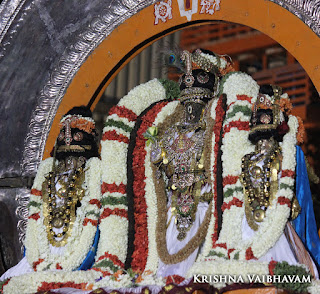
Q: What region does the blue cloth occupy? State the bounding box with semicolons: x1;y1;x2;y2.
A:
76;226;100;270
293;146;320;270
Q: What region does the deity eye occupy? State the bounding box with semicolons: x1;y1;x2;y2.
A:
187;104;193;114
73;132;83;141
184;74;195;87
197;72;209;84
58;131;64;141
259;95;265;103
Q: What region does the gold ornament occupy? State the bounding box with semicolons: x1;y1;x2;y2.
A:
42;162;85;247
253;209;265;222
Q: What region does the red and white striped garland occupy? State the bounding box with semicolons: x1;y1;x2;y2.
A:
95;79;167;276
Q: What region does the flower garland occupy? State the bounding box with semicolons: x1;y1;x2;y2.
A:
197;95;228;261
216;73;298;259
309;279;320;294
95;79;167;275
59;114;96;134
2;270;100;294
214;72;258;258
131;101;177;272
136;101;181;275
187;71;303;280
24;156;101;271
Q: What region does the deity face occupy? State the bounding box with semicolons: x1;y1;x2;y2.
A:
184;102;205;124
256;138;275;154
55;127;98;160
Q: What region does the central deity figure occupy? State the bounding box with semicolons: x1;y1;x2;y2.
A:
150;49;221;277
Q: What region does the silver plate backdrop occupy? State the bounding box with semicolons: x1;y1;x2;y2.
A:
0;0;319;269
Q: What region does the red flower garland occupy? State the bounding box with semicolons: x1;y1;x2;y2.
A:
1;278;10;293
56;263;63;270
277;197;291;207
100;208;128;220
131;101;169;272
96;252;125;268
245;247;257;260
223;120;250;133
102;130;129;144
165;275;185;285
213;243;227;250
221;198;243;212
101;183;126;194
91;267;112;277
237;95;253;103
268;260;278;275
37;281;91;291
28;213;40;221
227;95;253;110
83;218;98;226
108;105;138;122
223;175;238;187
32;258;44;271
89;199;101;208
31;189;42;197
227;248;235;259
282;170;295;178
211;96;226;247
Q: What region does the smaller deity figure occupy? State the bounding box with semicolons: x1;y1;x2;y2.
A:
240;85;291;231
1;106;101;280
240;85;319;278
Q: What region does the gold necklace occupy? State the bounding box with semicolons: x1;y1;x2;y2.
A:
42;165;85;247
240;142;281;231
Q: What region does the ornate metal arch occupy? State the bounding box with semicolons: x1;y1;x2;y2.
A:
19;0;157;176
16;0;320;177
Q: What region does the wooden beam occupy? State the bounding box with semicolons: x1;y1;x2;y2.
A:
205;34;277;56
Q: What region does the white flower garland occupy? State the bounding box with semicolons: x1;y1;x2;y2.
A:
97;78;167;271
25;157;101;271
199;52;228;70
309;279;320;294
214;71;299;260
117;79;166;115
222;72;259;101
